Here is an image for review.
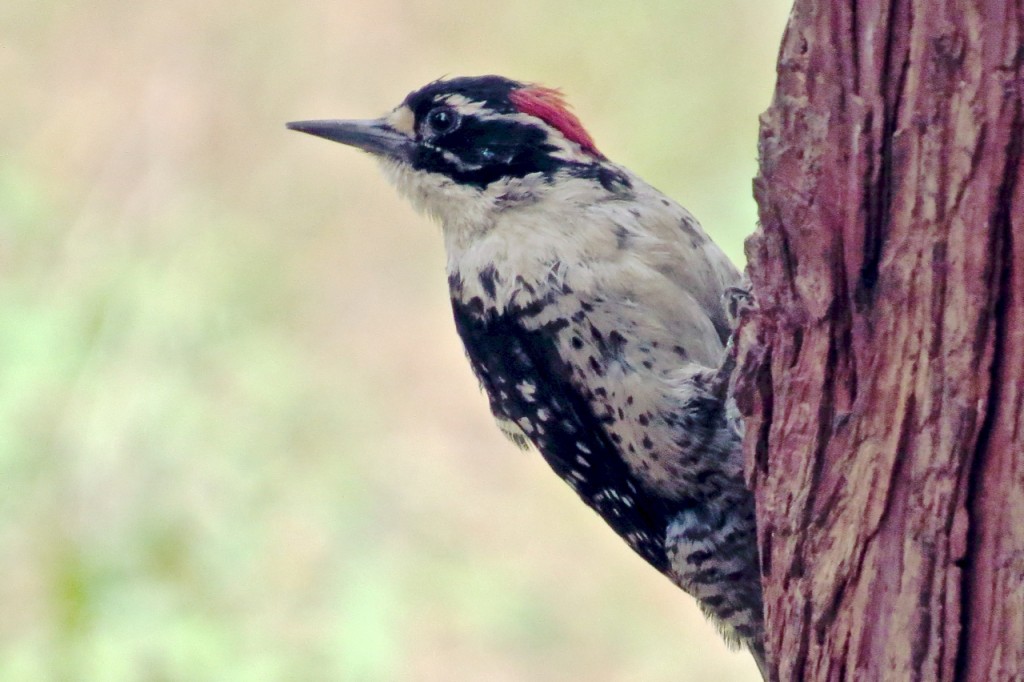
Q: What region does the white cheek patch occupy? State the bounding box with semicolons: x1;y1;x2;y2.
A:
436;147;483;172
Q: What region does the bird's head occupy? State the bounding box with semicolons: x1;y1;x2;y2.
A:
288;76;612;229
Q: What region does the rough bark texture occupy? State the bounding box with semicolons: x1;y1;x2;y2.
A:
734;0;1024;679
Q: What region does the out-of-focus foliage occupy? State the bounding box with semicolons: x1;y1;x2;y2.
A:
1;1;789;680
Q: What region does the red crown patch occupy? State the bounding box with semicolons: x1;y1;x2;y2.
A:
509;86;603;159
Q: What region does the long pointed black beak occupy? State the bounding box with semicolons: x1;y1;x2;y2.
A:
286;118;415;161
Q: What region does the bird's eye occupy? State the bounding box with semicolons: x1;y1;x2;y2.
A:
426;107;459;134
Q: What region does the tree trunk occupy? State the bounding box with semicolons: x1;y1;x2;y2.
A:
733;0;1024;679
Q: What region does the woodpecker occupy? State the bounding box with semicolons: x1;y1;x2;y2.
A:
288;76;765;675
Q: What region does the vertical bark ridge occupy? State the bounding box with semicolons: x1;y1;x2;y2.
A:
738;0;1024;679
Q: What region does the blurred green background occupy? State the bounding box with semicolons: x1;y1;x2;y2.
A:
2;1;790;680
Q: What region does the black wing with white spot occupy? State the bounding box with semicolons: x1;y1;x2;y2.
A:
451;298;679;572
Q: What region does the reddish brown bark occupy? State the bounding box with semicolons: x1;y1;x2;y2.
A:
734;0;1024;679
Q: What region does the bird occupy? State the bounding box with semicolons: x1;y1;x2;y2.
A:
287;75;766;675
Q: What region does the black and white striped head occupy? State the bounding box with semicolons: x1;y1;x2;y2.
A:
288;76;609;222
